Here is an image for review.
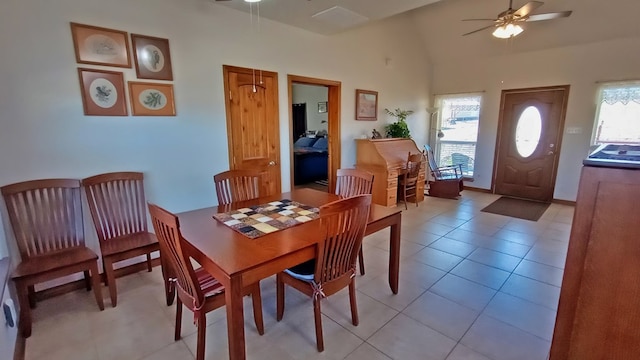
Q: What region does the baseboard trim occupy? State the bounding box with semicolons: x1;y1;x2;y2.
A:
463;186;492;193
552;198;576;206
35;258;161;301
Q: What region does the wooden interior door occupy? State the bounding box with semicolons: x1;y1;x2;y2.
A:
493;86;569;202
223;65;281;196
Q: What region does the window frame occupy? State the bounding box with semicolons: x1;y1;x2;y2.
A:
591;81;640;146
432;92;483;180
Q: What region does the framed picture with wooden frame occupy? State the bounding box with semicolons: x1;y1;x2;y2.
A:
70;23;131;68
355;89;378;121
131;34;173;80
77;68;128;116
128;81;176;116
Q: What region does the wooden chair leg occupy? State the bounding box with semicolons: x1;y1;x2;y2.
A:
90;262;105;311
251;283;265;335
146;253;152;272
102;259;108;286
403;187;408;210
276;273;285;321
313;297;324;352
196;313;207;360
104;258;118;307
83;270;92;291
175;297;183;341
348;280;359;326
16;281;32;338
27;285;37;309
358;246;365;275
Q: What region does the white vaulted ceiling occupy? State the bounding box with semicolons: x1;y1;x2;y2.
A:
214;0;640;63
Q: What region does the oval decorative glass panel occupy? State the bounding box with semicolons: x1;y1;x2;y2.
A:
515;106;542;157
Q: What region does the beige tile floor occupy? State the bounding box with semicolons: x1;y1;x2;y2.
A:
24;191;573;360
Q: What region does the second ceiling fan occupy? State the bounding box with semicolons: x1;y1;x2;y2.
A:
462;0;572;38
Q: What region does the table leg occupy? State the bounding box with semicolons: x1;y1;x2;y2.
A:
388;213;401;294
225;275;246;360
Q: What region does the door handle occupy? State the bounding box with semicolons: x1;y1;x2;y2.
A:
268;161;276;166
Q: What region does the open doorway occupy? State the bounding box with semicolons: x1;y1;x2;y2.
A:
287;75;341;193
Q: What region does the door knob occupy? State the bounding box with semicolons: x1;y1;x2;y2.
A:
268;161;276;166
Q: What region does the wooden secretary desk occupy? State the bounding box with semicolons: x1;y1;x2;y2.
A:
355;138;426;207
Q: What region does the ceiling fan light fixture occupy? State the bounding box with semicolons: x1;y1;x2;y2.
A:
492;23;523;39
244;0;261;2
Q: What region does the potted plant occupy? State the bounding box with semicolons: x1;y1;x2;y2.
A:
384;108;414;138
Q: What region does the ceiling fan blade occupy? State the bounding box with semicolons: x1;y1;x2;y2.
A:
462;18;499;21
462;24;497;36
514;1;544;17
526;10;572;22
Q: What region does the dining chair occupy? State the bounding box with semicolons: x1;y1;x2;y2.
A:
148;203;264;360
1;179;104;337
83;172;173;307
213;169;263;206
398;152;424;209
276;194;371;352
335;168;374;275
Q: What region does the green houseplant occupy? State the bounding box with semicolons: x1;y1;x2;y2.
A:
384;108;414;138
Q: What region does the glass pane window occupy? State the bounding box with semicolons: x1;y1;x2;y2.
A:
593;82;640;145
432;94;482;178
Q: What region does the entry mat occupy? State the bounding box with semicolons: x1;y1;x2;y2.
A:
481;196;550;221
213;199;320;239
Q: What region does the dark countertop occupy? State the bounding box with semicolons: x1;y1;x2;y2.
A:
0;257;10;300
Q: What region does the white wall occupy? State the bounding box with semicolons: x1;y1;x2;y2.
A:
0;0;430;274
292;84;328;133
432;37;640;201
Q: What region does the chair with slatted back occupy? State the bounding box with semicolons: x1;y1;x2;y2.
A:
276;194;371;352
148;203;264;360
335;168;374;275
398;152;424;209
82;172;172;307
1;179;104;337
213;169;262;206
423;144;464;198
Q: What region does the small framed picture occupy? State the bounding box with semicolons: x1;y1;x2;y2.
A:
131;34;173;80
78;68;128;116
318;101;327;113
70;23;131;68
128;81;176;116
355;89;378;121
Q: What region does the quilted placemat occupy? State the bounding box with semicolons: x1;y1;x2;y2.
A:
213;199;320;239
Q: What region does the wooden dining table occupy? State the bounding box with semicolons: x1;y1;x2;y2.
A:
176;188;402;360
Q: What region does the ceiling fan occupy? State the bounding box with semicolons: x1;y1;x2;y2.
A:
462;0;572;38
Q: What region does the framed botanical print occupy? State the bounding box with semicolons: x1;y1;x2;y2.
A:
355;89;378;121
131;34;173;80
70;23;131;67
128;81;176;116
78;68;128;116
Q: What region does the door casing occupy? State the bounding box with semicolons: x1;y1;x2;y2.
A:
287;75;341;193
